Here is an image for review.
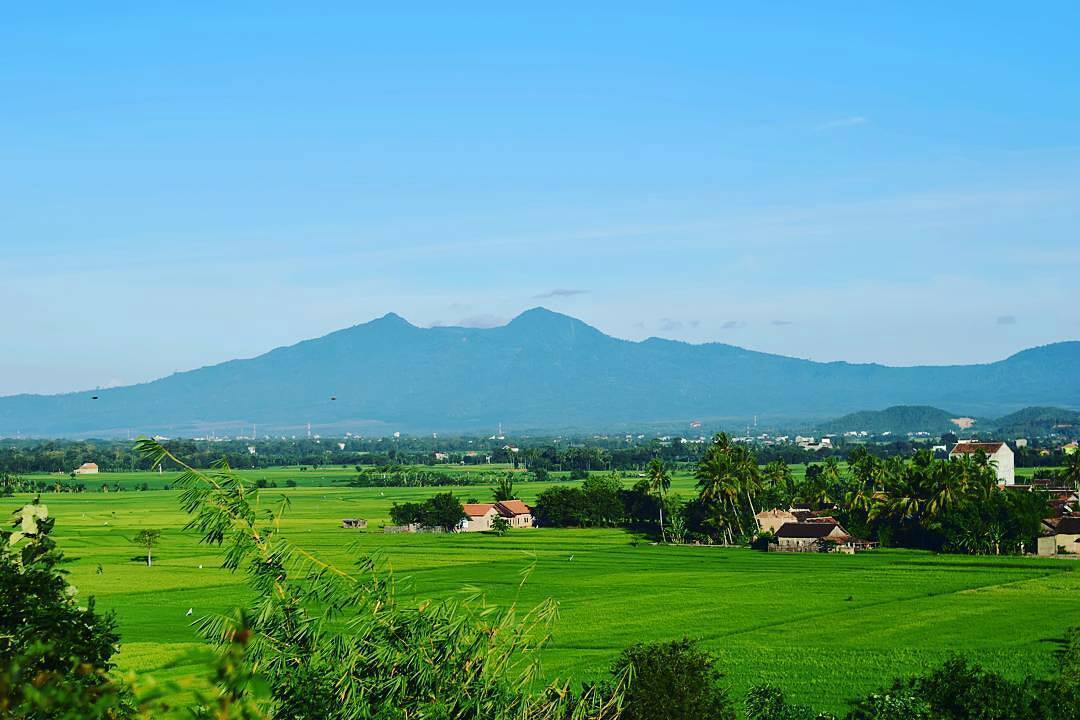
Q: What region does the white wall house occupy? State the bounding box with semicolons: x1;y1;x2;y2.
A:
948;441;1015;485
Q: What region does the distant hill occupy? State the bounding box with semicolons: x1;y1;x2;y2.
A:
989;406;1080;438
815;406;977;436
1;308;1078;437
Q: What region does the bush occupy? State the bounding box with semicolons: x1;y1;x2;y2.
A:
745;684;823;720
611;638;734;720
0;501;130;717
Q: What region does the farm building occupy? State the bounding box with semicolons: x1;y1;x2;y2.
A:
460;500;535;532
773;521;851;551
341;518;367;529
1037;516;1080;556
74;462;99;474
461;504;500;532
494;499;534;528
755;509;798;534
948;441;1015;485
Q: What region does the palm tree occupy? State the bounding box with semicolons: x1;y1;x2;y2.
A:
1063;450;1080;490
695;444;741;544
926;460;962;518
763;459;795;501
646;457;671;543
732;446;762;518
491;473;515;502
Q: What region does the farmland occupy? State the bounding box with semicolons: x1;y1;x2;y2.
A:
3;464;1077;715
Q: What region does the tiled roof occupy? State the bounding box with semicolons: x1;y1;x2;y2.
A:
775;522;848;539
495;500;532;516
462;503;496;517
950;442;1005;455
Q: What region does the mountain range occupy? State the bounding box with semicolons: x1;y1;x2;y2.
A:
2;308;1078;438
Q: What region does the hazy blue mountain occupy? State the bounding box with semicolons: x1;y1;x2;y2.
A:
2;308;1078;437
815;406;977;436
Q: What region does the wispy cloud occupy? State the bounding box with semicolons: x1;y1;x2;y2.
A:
659;318;684;332
771;319;794;326
996;315;1017;325
659;318;699;332
533;288;589;299
721;320;747;330
817;115;868;130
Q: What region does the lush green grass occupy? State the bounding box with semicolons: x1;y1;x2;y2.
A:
4;466;1076;715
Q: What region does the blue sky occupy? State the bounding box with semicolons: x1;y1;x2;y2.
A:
2;2;1079;395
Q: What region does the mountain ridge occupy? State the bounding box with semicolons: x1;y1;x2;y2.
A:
2;308;1078;437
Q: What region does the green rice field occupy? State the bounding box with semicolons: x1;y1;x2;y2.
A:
3;464;1076;715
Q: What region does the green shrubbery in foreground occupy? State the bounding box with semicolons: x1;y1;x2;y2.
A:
1;439;1077;719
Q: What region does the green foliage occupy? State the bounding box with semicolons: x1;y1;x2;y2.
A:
388;493;466;531
694;434;761;544
0;500;129;719
535;474;625;527
611;638;735;720
491;515;511;536
419;491;468;531
745;684;829;720
133;438;623;719
130;529;161;567
493;472;516;501
844;692;931;720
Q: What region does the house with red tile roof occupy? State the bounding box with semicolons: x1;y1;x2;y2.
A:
949;441;1015;485
460;500;535;532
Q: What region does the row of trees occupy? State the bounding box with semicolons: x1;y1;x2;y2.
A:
532;434;1062;554
681;436;1056;553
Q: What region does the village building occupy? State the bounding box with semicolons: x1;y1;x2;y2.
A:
948;441;1015;485
773;521;851;550
755;509;798;534
1037;516;1080;556
494;499;534;528
461;504;501;532
74;462;99;475
341;518;368;529
460;500;535;532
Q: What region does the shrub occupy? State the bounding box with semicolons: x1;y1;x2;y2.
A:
0;501;130;718
611;638;734;720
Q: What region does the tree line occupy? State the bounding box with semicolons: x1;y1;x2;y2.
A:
534;434;1076;554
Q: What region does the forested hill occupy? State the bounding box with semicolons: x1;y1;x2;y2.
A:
815;406;975;436
1;308;1078;437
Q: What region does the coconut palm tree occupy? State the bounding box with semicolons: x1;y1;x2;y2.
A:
646;457;671;543
695;443;742;544
1063;450;1080;490
926;460;962;518
762;459;795;502
730;445;762;517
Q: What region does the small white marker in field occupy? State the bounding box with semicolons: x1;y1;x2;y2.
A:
186;608;193;616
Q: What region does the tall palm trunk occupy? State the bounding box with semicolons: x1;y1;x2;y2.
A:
658;503;666;543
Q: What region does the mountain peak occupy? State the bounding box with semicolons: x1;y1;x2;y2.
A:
507;306;585;327
371;312;414;327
